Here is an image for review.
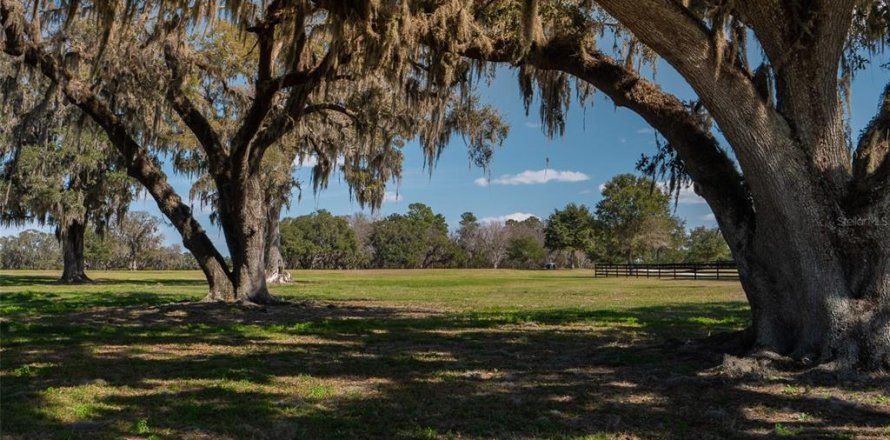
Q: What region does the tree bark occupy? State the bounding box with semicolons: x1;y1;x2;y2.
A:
264;200;291;284
58;220;91;284
727;203;890;370
215;174;275;304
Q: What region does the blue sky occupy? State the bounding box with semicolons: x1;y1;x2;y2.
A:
4;60;888;253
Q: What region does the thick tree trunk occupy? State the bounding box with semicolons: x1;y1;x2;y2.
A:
264;200;291;284
719;188;890;370
58;220;91;284
216;174;275;304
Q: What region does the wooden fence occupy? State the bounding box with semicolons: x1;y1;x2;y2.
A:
593;262;739;280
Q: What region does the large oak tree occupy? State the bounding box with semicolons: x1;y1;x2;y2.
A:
438;0;890;370
1;68;135;283
1;0;505;303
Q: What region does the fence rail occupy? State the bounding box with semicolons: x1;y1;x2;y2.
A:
593;262;739;280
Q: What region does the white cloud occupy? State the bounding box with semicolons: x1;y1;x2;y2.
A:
598;183;607;194
636;127;655;135
703;213;716;222
383;191;403;203
658;182;707;205
524;121;542;129
479;212;538;224
474;169;590;187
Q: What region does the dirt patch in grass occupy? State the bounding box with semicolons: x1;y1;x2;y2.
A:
3;299;888;439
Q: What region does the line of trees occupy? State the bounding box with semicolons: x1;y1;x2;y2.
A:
1;174;730;271
0;212;198;271
275;174;729;270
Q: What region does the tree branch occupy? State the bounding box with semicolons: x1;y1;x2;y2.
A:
591;0;853;210
302;102;357;120
245;48;344;172
229;0;292;172
735;0;856;190
162;41;229;177
459;34;756;249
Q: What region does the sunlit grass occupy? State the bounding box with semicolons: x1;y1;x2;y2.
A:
0;268;746;316
1;270;886;439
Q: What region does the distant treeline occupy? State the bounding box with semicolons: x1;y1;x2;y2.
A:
275;175;731;270
0;175;732;271
0;212;198;271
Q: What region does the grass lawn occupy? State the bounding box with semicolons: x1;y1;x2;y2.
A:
1;269;887;439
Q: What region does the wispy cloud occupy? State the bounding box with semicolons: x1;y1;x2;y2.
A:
474;169;590;187
479;212;538;224
636;127;655;135
658;182;706;205
383;191;403;203
703;213;716;222
524;121;542;129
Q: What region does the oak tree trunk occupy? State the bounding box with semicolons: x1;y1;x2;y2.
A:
717;168;890;370
58;220;91;284
214;174;275;304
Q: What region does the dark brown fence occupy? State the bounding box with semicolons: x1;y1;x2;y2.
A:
593;262;739;280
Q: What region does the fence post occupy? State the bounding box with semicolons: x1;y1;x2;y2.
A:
716;265;720;280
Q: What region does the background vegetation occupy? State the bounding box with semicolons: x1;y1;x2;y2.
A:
1;174;731;272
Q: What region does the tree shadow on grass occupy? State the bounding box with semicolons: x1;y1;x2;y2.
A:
0;291;191;318
0;273;210;288
0;274;62;286
2;301;888;439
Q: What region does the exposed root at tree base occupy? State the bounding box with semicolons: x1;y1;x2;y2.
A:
199;293;293;308
686;329;889;381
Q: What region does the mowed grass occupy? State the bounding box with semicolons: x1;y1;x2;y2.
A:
1;269;888;439
1;269;746;315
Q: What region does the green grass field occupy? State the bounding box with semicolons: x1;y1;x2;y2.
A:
1;270;887;439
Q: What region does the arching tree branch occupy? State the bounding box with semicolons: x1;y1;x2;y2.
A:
458;34;755;250
162;42;229;178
